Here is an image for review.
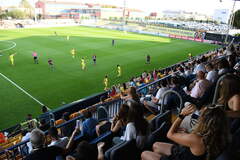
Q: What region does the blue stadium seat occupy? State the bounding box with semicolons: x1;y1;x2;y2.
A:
146;122;170;150
97;106;109;122
150;110;171;131
216;127;240;160
107;140;140;160
105;141;126;160
155;110;171;130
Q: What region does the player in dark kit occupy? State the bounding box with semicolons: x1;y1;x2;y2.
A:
92;54;96;65
32;52;38;64
112;39;115;46
48;58;54;70
146;54;151;64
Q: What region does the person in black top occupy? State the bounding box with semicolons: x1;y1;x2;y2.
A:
141;105;229;160
38;106;50;124
146;54;151;64
38;119;50;132
112;39;115;46
92;54;96;65
25;127;79;160
60;112;75;137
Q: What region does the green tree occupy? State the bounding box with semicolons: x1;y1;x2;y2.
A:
233;10;240;29
0;9;7;20
7;9;27;19
19;0;34;18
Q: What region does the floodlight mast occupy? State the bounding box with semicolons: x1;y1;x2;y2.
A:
224;0;237;44
33;0;37;22
123;0;126;31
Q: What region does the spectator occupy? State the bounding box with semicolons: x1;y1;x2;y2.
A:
190;71;211;99
121;87;140;103
109;86;117;98
0;132;6;144
143;79;169;114
99;96;106;104
205;63;218;83
113;102;149;149
138;80;148;96
111;104;129;133
120;83;127;92
60;112;75;137
142;71;147;79
193;60;206;74
153;70;158;81
26;114;33;121
218;74;240;118
184;66;192;77
178;66;186;77
141;105;229;160
38;119;50;132
130;77;137;87
48;127;69;149
82;111;98;139
25;127;78;160
20;130;32;155
26;114;35;129
38;106;50;124
217;58;231;76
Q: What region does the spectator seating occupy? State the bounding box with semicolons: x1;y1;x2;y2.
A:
1;43;240;160
105;140;140;160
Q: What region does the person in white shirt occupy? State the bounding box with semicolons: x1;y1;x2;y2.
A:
190;71;211;99
184;66;192;77
113;102;149;149
21;130;32;154
143;79;169;114
48;127;69;149
205;63;218;83
193;60;206;74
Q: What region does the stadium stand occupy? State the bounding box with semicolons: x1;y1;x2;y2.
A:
0;42;240;160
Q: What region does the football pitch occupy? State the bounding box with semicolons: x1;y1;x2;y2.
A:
0;26;218;129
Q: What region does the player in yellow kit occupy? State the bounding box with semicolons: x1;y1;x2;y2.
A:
103;75;109;90
188;53;192;59
81;57;86;70
71;48;76;59
67;35;70;41
117;64;121;77
9;53;16;66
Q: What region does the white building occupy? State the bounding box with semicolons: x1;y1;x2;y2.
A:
213;9;230;23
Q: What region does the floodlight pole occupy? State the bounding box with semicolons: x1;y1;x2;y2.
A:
123;0;126;31
224;0;236;44
33;0;37;22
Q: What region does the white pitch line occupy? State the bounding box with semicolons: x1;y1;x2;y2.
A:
0;72;45;107
0;40;16;52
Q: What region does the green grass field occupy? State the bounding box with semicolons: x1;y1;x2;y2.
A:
0;26;218;130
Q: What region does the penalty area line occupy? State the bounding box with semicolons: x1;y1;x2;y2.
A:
0;72;50;110
0;40;17;53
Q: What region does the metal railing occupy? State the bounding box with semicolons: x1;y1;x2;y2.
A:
0;98;123;159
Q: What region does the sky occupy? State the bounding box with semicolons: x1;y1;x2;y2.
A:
1;0;240;15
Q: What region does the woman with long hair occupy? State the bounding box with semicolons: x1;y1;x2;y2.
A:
121;86;140;103
218;74;240;118
113;102;149;149
141;105;229;160
111;104;129;133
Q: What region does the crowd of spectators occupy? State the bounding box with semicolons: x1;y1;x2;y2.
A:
1;42;240;160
